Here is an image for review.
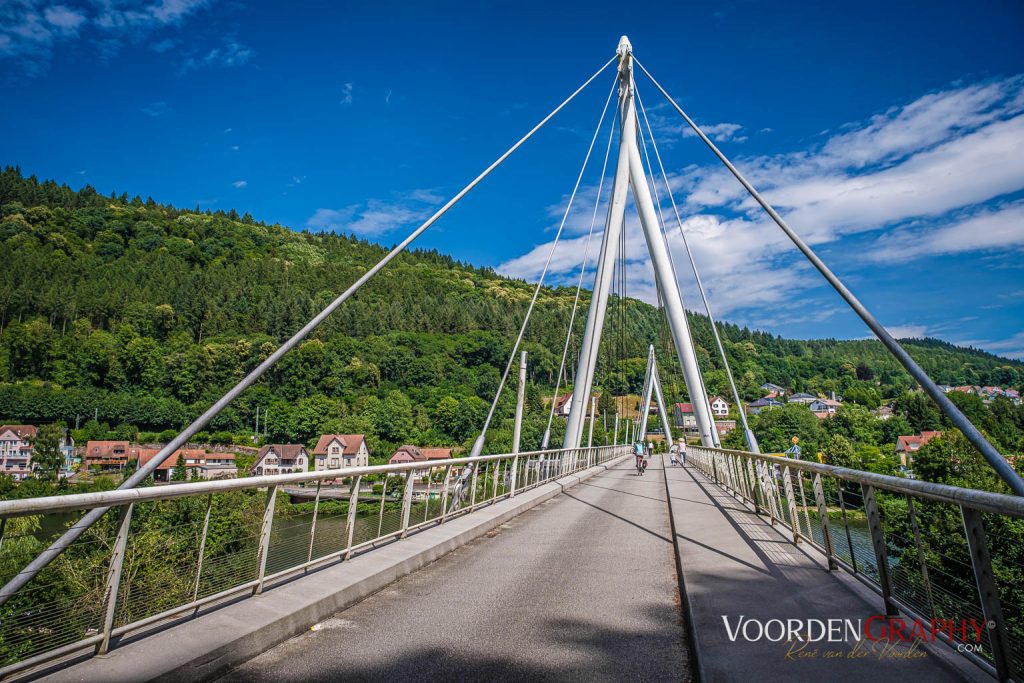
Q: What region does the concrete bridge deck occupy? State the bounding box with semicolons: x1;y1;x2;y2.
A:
218;458;693;682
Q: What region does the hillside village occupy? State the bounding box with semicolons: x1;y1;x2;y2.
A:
1;381;1020;485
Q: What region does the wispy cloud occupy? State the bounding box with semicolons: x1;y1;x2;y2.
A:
1;0;211;69
140;100;170;117
340;82;354;106
232;179;247;188
307;189;442;237
181;38;252;71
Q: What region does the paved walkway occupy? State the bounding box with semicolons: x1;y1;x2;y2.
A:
219;458;693;682
665;459;985;682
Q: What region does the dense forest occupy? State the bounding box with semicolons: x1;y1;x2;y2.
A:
1;165;1022;461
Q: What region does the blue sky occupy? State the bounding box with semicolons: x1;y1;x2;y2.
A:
1;0;1023;359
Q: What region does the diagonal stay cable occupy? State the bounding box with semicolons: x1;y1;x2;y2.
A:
542;113;617;448
634;83;759;452
0;54;619;607
467;74;618;463
634;56;1021;492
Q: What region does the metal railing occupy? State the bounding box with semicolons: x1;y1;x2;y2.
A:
687;445;1024;681
0;445;628;678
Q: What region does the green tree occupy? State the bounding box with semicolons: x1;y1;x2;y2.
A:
171;454;187;481
30;423;65;482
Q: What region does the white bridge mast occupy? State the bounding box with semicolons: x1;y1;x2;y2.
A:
565;36;716;448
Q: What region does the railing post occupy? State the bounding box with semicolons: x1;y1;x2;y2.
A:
797;471;813;544
193;494;213;601
906;496;936;616
492;460;501;500
469;462;479;508
812;474;838;571
254;485;277;595
307;481;322;563
98;503;133;655
837;485;858;574
440;467;452;522
400;471;416;538
746;458;761;514
862;484;897;615
344;475;361;560
961;506;1016;682
509;454;519;498
783;466;799;543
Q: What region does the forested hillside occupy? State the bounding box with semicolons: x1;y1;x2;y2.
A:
1;165;1022;458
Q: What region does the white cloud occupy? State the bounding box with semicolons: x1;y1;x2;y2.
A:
44;5;87;33
870;200;1024;263
340;83;354;106
232;180;247;188
498;74;1024;329
307;190;442;237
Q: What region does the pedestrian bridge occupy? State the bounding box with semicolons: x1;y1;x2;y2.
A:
1;34;1021;683
0;444;1016;681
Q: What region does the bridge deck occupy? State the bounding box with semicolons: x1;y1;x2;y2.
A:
219;458;694;682
665;459;984;682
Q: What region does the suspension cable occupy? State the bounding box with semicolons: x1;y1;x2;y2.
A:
543;115;617;447
471;74;618;458
634;83;758;451
634;56;1022;492
0;54;620;607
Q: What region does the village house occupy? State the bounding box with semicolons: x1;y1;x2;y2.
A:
135;449;238;482
0;425;37;480
83;440;135;471
59;431;77;476
551;392;601;418
895;431;943;468
745;397;783;415
388;445;454;474
714;420;737;436
708;396;730;417
673;403;696;431
808;398;842;414
312;434;369;471
760;382;786;395
788;392;818;404
251;444;309;476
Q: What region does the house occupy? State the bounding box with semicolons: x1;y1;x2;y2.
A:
388;446;454;474
895;431;943;468
132;448;237;482
761;382;786;395
673;403;696;431
60;431;77;476
746;397;783;415
808;398;841;414
876;405;894;420
553;393;573;417
714;420;736;436
251;444;309;476
937;384;953;393
1006;389;1021;405
84;440;134;471
194;452;238;480
313;434;369;471
135;448;176;482
788;392;817;404
0;425;37;480
552;392;600;418
951;385;976;394
708;396;730;417
812;411;831;420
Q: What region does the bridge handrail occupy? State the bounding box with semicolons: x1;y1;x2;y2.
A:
691;445;1024;518
0;447;608;519
686;444;1024;680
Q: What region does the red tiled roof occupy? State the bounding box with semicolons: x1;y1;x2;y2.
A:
674;403;694;413
421;447;452;460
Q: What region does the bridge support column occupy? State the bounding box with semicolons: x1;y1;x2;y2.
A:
651;361;674;448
